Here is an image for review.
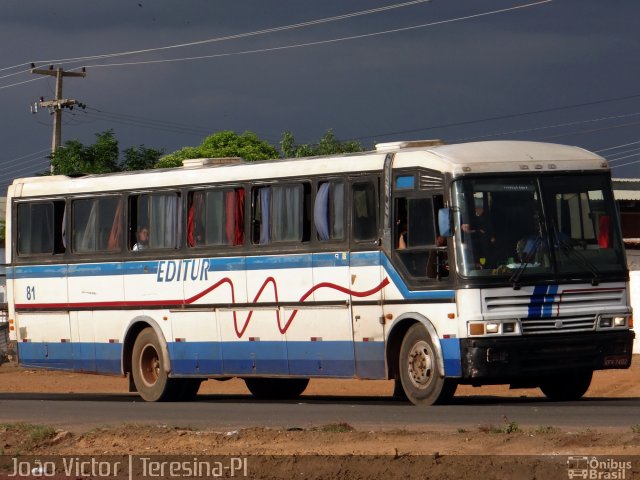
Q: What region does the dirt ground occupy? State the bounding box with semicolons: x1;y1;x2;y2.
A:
0;359;638;479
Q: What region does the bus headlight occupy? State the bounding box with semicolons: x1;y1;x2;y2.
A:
486;323;499;334
599;317;612;328
613;316;626;327
502;322;516;333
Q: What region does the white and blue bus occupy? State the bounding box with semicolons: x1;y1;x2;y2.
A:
5;140;634;404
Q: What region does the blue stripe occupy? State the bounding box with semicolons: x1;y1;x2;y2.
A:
380;254;455;300
528;285;547;319
312;252;349;268
19;340;383;379
440;338;462;377
354;342;385;379
245;254;312;270
9;251;455;301
69;263;124;276
542;284;558;318
18;342;121;374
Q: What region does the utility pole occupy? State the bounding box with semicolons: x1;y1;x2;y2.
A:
31;65;86;171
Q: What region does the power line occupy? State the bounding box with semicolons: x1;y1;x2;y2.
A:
594;139;640;153
454;111;640;142
83;1;552;69
605;146;640;160
1;1;432;74
610;157;640;170
352;93;640;142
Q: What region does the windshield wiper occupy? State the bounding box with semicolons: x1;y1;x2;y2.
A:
554;235;600;286
510;235;542;290
548;219;600;286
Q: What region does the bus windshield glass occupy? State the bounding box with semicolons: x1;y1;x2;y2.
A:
452;174;625;280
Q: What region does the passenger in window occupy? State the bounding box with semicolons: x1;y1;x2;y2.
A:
397;219;408;249
133;226;149;251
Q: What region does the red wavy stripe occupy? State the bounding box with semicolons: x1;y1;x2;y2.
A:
16;277;390;338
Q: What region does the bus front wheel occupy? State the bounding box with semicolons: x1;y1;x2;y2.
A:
398;324;456;405
539;371;592;401
244;378;309;399
131;327;175;402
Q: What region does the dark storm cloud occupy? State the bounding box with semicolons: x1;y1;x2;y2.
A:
1;0;639;185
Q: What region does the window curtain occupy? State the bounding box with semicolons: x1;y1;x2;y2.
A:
272;185;301;242
259;187;271;245
107;200;123;250
314;183;330;241
187;192;205;247
205;191;224;245
224;190;236;245
235;188;245;245
332;182;344;239
149;194;180;249
79;201;98;252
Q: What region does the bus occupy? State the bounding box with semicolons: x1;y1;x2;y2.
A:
5;140;634;404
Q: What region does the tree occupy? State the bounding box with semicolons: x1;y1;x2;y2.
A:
156;131;279;168
51;130;119;175
280;130;364;158
122;145;164;171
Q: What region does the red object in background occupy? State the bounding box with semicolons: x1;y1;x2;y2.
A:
598;215;610;248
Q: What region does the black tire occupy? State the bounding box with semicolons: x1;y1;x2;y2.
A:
398;323;456;405
244;378;309;399
131;327;176;402
540;371;592;401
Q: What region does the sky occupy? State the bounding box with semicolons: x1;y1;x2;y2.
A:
1;0;639;193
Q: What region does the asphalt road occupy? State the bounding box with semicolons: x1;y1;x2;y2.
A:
0;393;638;431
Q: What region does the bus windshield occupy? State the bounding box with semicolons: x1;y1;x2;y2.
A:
452;174;626;281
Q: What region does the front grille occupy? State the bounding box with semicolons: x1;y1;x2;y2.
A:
520;315;596;334
482;284;625;335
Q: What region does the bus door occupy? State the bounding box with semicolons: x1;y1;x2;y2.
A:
350;177;386;379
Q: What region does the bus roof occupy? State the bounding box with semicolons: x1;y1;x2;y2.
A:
9;140;608;198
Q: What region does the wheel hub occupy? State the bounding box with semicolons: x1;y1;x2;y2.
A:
140;344;160;387
407;340;434;389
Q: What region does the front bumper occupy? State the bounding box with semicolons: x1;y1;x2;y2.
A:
460;330;634;383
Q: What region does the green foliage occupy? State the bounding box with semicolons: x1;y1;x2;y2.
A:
122;145;164;171
280;130;364;158
0;220;5;243
157;131;279;168
316;422;355;433
632;424;640;434
51;130;119;175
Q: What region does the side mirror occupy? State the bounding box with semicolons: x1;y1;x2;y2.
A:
438;208;452;237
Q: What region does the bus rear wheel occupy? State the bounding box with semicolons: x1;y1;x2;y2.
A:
398;323;456;405
539;371;592;401
244;378;309;399
131;327;176;402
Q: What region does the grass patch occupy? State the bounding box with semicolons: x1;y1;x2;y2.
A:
0;422;57;444
631;425;640;434
534;425;558;434
318;422;355;433
27;424;56;443
457;428;467;434
479;421;521;434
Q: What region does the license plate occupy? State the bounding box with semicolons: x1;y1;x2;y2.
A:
603;355;629;367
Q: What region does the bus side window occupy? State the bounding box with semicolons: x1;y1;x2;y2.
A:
72;197;122;253
315;181;344;241
188;188;245;247
352;180;378;242
16;200;66;256
129;192;181;250
252;184;307;244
